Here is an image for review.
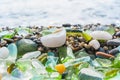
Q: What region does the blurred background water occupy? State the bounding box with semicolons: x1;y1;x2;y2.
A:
0;0;120;27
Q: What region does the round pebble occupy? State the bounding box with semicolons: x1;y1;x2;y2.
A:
107;39;120;46
90;31;112;40
41;28;66;47
89;39;100;50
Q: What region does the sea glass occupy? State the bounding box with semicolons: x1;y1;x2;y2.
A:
0;47;9;59
7;43;17;60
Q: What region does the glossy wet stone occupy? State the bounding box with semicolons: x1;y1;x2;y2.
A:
62;24;71;27
115;31;120;37
3;38;14;43
89;39;100;50
96;52;114;58
109;48;119;55
16;39;38;58
99;47;105;52
41;28;66;47
107;39;120;46
90;31;112;40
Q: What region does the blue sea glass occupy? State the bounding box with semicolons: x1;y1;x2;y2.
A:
7;43;17;59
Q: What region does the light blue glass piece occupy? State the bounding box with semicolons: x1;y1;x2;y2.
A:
48;52;54;56
64;56;91;67
117;46;120;52
7;43;17;58
45;56;58;71
16;59;33;72
18;30;29;37
45;56;58;67
0;31;9;37
31;75;44;80
11;68;23;78
22;51;41;59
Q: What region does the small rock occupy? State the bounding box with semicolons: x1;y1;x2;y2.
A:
41;28;66;47
84;44;91;49
107;38;120;46
16;39;38;58
90;31;112;40
4;38;14;43
0;40;7;47
96;52;114;58
109;48;119;55
98;47;105;52
62;24;71;27
103;46;108;51
89;39;100;50
78;37;86;42
115;31;120;37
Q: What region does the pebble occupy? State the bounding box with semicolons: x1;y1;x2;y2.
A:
89;39;100;50
62;24;71;27
115;31;120;37
107;38;120;46
3;38;14;43
96;52;114;58
90;31;112;40
0;40;7;47
109;48;119;55
41;28;66;47
98;47;105;53
16;39;38;58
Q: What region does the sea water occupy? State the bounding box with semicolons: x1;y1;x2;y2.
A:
0;0;120;27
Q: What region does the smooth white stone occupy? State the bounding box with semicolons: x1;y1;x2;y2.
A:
89;39;100;50
0;47;9;59
90;31;112;40
41;28;66;47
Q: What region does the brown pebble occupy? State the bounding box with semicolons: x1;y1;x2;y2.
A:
96;52;114;58
84;44;91;49
80;42;85;47
0;41;7;47
70;45;80;51
4;38;14;43
103;46;108;50
69;37;74;41
78;37;85;42
38;47;44;52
